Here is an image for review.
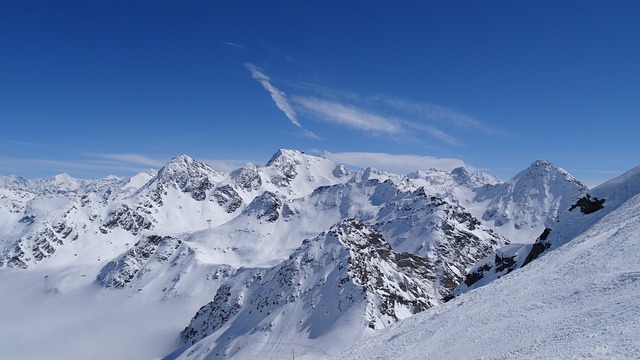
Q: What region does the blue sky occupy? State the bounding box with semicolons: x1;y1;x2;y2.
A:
1;1;638;187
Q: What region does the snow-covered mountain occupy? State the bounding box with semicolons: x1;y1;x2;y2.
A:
453;164;640;297
335;190;640;359
0;150;624;360
477;160;587;242
168;220;440;359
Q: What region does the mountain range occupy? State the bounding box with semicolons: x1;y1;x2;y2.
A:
0;149;637;359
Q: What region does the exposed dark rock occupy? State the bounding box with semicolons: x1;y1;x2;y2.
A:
0;227;64;268
463;263;493;287
242;191;282;222
212;185;243;213
19;215;35;224
569;194;605;214
231;164;262;191
523;240;551;267
495;253;517;273
102;204;153;235
150;154;220;202
97;235;182;288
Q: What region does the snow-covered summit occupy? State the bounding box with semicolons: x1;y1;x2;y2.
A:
0;174;30;190
453;163;640;298
479;159;587;241
262;149;351;196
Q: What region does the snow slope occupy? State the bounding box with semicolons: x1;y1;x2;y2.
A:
167;220;439;360
335;191;640;359
454;164;640;296
0;150;598;360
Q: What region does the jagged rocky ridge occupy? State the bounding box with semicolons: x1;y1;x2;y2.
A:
173;220;442;359
97;235;183;288
0;149;600;360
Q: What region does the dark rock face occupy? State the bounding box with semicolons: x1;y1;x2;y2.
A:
212;185;243;214
179;219;444;346
333;164;350;178
451;167;471;184
151;155;220;202
522;227;553;266
463;263;493;287
96;235;182;288
0;228;64;269
569;194;605;214
494;253;518;273
265;149;302;187
19;215;35;224
180;273;263;344
0;204;84;269
241;191;282;222
337;220;437;325
377;188;507;299
101;204;153;235
231;164;262;191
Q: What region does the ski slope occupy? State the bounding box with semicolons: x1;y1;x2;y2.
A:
335;192;640;359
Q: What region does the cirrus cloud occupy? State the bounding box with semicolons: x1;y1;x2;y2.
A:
245;63;301;128
292;96;402;134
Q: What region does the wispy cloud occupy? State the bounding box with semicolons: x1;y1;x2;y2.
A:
292;96;461;145
290;84;490;133
401;121;462;146
9;140;43;147
247;73;495;146
245;63;301;128
378;96;492;133
221;42;247;51
292;96;402;134
322;151;466;174
91;153;166;168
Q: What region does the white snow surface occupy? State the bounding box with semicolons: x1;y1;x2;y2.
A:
335;192;640;359
478;160;587;243
453;164;640;297
0;151;626;360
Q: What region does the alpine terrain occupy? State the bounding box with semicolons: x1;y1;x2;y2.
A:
0;149;637;359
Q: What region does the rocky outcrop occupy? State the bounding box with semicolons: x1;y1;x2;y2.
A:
180;219;440;347
101;204;153;235
97;235;182;288
212;185;243;213
241;191;283;222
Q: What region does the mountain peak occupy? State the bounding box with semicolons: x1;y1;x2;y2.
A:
451;167;471;183
265;148;307;167
159;154;217;175
524;159;571;177
164;154;196;167
481;159;588;235
149;154;223;201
